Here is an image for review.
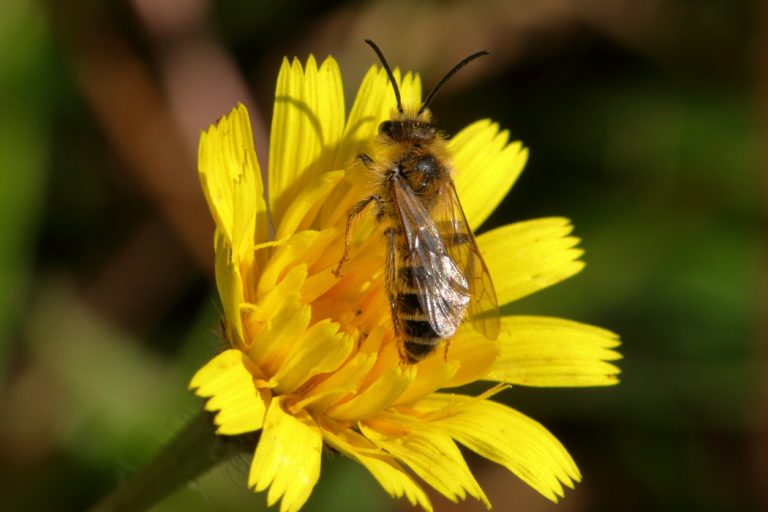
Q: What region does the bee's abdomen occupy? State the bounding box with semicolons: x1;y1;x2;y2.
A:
397;265;427;287
403;339;436;363
402;319;435;339
396;264;442;363
395;292;421;315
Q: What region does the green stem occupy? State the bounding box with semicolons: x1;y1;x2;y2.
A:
88;412;248;512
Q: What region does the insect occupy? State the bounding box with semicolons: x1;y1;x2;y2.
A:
334;39;500;364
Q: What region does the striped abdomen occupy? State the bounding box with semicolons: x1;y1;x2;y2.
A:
396;265;447;364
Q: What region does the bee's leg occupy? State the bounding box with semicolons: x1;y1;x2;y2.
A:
384;227;400;338
443;339;451;362
356;153;374;168
333;194;383;277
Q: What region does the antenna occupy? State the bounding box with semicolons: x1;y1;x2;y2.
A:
418;50;489;115
365;39;403;113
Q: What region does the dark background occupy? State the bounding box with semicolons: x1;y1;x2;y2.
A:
0;0;761;510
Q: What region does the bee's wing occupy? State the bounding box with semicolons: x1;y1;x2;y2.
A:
392;178;470;339
433;180;500;340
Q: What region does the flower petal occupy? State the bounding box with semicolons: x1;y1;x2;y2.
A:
333;65;389;168
190;349;266;435
327;365;415;421
249;397;322;512
449;120;528;230
398;71;422;116
478;217;584;305
199;103;267;253
322;425;433;512
257;230;334;298
360;421;490;508
299;352;377;412
272;320;355;394
417;394;581;502
444;326;500;388
214;231;247;347
201;105;267;345
485;316;621;386
269;56;345;225
334;65;422;169
394;361;460;406
275;170;344;239
248;266;311;368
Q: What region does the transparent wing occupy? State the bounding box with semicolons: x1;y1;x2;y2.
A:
432;180;500;340
392;177;470;339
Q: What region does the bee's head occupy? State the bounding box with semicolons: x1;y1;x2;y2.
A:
378;119;437;143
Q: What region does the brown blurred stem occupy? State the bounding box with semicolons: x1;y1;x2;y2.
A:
45;0;215;271
88;412;247;512
755;0;768;507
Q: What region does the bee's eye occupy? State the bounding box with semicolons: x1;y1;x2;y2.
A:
378;121;393;136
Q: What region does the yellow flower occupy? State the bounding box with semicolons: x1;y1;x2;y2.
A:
190;55;621;512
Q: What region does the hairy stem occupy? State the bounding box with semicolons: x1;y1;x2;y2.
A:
88;412;249;511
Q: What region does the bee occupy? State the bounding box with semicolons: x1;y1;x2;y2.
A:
334;39;499;364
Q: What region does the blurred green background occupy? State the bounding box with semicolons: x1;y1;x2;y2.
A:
0;0;761;510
